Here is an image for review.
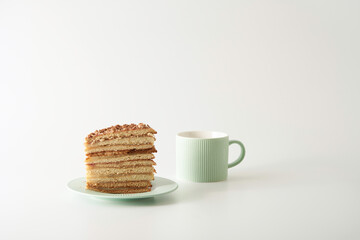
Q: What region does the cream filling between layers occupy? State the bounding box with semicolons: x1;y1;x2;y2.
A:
85;153;155;164
86;160;156;168
86;147;157;157
86;174;154;182
86;186;151;193
85;144;154;153
86;181;151;188
86;166;155;176
86;136;155;148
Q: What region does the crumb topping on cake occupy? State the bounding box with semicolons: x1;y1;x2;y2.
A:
86;123;155;141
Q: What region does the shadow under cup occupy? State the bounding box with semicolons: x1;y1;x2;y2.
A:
176;131;245;182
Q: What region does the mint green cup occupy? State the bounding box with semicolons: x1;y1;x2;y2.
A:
176;131;246;182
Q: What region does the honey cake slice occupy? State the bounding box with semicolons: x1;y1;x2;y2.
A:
84;123;157;194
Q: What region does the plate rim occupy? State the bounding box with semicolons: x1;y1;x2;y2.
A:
67;176;178;199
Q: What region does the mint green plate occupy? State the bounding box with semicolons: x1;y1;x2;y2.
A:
67;176;178;199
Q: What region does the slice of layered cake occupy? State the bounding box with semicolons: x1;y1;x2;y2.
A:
85;123;157;193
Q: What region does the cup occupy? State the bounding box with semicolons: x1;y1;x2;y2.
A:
176;131;245;182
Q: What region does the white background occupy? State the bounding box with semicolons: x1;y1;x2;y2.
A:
1;0;359;239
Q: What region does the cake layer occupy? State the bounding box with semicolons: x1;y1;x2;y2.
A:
86;180;151;188
85;153;154;164
86;166;155;177
85;144;154;154
86;123;157;144
86;147;157;157
87;186;151;194
85;135;155;148
86;173;154;182
87;160;156;168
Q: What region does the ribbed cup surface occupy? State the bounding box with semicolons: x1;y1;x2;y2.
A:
176;136;229;182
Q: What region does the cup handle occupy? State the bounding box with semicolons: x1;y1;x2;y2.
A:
228;140;246;168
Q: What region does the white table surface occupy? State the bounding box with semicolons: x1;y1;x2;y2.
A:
1;0;359;239
2;158;359;240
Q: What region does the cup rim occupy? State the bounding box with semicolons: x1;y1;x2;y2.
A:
176;131;228;139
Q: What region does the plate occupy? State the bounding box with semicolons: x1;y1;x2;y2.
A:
67;176;178;199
